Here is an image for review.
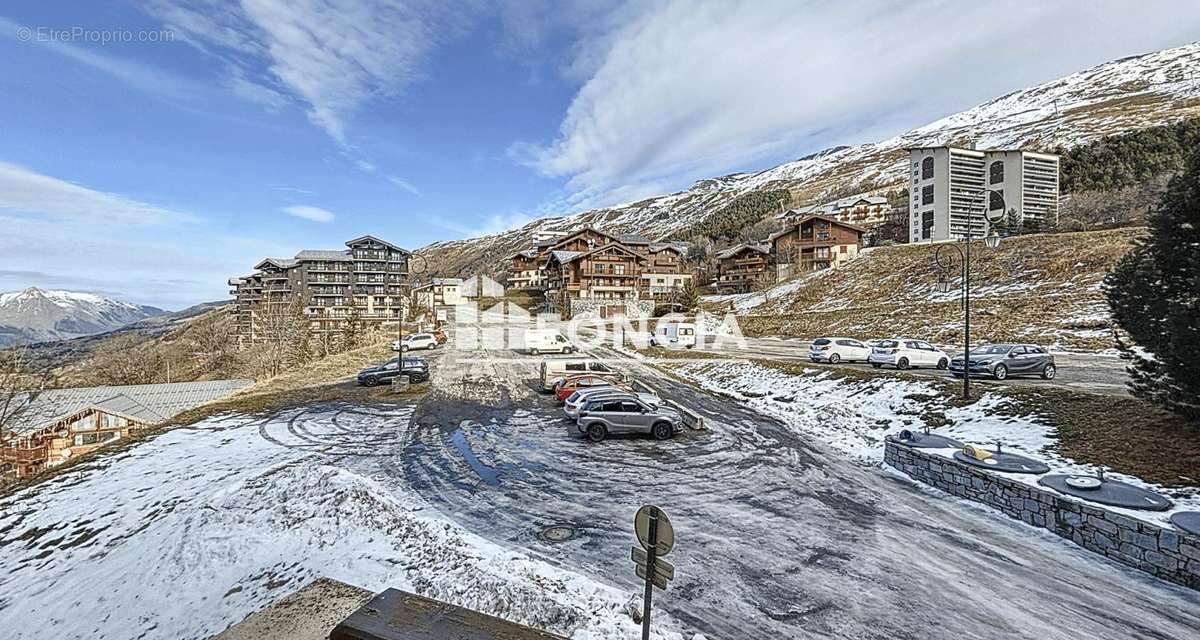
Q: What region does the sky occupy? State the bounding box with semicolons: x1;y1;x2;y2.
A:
1;0;1199;309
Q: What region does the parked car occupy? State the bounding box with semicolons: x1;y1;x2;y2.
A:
868;338;949;370
556;374;625;403
949;344;1056;380
393;333;439;352
540;358;621;392
357;357;429;386
563;387;661;420
809;337;871;363
575;395;681;442
523;328;578;355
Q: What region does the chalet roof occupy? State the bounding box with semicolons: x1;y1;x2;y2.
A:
767;214;868;242
509;249;539;260
549;250;583;264
616;234;651;245
781;196;888;219
4;380;255;439
344;235;410;253
255;258;298;270
649;242;688;254
413;277;464;291
715;243;770;260
295;249;352;261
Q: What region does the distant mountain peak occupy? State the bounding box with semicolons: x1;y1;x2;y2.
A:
0;288;165;348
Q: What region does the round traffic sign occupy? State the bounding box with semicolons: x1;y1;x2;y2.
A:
634;505;675;556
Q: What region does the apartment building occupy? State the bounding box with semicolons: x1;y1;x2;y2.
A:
413;277;464;311
506;249;542;289
769;215;865;274
784;195;891;227
909;146;1060;242
229;235;410;339
714;244;772;294
643;243;692;299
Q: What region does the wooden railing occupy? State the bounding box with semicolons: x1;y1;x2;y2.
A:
0;445;47;464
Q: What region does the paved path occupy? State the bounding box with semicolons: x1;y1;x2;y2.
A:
393;339;1200;639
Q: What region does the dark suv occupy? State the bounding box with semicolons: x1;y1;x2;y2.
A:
357;357;429;386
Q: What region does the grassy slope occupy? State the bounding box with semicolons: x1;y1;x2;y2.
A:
729;228;1137;350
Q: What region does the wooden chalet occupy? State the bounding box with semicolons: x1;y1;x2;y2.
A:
714;243;772;294
769;214;866;272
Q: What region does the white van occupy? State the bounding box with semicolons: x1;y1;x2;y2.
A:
651;322;696;348
523;329;577;355
539;358;621;392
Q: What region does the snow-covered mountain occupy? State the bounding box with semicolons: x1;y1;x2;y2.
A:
0;287;165;348
418;42;1200;276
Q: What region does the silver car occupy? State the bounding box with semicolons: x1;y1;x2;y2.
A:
949;343;1056;380
563;387;661;420
575;396;681;442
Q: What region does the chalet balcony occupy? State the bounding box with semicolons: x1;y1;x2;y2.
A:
0;444;47;464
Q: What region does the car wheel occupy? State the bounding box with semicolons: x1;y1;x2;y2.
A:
937;358;948;370
829;353;841;364
652;422;673;440
1041;364;1056;380
871;363;881;369
530;348;539;356
897;357;910;370
362;377;379;387
994;364;1008;380
400;345;409;352
586;423;607;442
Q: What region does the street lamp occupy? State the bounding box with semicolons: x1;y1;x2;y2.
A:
400;253;428;353
933;186;1005;399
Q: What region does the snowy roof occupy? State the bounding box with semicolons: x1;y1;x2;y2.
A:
616;234;651;245
550;250;583;264
5;380;254;439
255;258;297;270
649;242;688;254
715;244;770;260
295;249;351;261
509;249;539;259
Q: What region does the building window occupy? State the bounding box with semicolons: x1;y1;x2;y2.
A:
921;185;934;205
922;212;935;239
614;264;625;275
921;157;934;179
988;190;1005;212
989;160;1004;184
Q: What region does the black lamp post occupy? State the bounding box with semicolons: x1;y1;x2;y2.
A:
934;187;1004;399
400;253;427;353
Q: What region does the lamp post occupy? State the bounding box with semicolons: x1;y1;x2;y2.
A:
933;186;1004;399
400;253;427;353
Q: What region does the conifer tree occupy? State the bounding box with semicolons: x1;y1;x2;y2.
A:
1105;146;1200;421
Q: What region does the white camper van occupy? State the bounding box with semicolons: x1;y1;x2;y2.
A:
523;328;577;355
539;358;621;392
651;322;697;349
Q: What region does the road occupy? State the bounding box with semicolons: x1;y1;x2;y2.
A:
698;335;1132;395
391;337;1199;639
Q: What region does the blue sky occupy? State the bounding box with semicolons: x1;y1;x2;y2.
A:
1;1;1199;309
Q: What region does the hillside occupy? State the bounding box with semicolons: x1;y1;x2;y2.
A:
0;288;165;348
711;228;1136;350
417;43;1200;276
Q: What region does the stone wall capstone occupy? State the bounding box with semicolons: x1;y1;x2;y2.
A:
884;440;1200;591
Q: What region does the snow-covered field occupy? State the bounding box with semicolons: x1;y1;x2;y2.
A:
667;360;1200;528
0;405;696;640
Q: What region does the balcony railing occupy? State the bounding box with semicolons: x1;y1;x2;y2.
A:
0;444;47;464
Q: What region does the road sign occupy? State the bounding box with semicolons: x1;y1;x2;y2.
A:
632;546;675;583
636;563;670;590
635;505;675;556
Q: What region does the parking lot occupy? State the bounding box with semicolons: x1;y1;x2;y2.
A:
380;331;1199;639
696;335;1131;395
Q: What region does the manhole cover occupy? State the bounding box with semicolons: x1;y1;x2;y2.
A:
540;525;577;542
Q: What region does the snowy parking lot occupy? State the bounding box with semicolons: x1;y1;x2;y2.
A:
2;340;1199;639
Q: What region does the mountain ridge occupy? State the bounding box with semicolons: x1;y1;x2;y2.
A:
416;42;1200;278
0;287;166;348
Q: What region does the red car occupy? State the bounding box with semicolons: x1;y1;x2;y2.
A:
556;375;625;404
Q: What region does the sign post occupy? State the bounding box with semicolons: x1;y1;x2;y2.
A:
632;505;675;640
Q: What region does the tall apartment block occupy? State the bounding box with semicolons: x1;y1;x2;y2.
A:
908;146;1060;243
228;235;410;339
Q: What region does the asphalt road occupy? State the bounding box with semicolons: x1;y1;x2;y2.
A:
384;338;1199;639
701;335;1132;396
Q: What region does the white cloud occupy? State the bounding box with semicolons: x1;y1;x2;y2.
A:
386;176;421;196
0;162;194;225
146;0;468;144
518;0;1200;209
281;205;335;222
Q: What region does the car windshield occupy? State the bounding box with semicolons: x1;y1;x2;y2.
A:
972;345;1013;355
813;338;832;345
877;340;898;348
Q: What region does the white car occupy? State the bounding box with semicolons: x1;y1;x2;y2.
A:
809;337;871;363
868;338;950;370
393;333;439;352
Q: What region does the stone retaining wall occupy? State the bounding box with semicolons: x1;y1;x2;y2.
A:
884;440;1200;590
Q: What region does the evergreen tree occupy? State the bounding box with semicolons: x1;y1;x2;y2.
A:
676;279;700;312
1105;146;1200;421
